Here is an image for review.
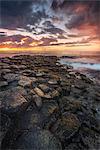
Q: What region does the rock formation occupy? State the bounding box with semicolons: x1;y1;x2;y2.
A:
0;55;100;150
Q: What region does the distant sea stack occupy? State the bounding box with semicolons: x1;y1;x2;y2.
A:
0;55;100;150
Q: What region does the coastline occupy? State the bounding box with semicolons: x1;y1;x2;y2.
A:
0;55;100;149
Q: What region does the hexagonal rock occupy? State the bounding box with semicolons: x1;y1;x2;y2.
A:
51;113;80;141
41;101;59;117
51;90;60;98
0;81;8;88
0;89;27;113
48;79;58;85
3;73;19;82
17;65;27;69
0;69;11;73
36;72;45;77
0;63;10;69
33;87;52;99
14;128;62;150
18;76;32;87
44;93;52;99
33;87;45;97
13;86;28;96
32;94;42;108
10;65;19;69
39;84;50;93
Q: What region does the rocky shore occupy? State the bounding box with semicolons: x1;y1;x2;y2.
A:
0;55;100;150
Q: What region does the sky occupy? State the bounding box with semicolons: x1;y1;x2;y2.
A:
0;0;100;56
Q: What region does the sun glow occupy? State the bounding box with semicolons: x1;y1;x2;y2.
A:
0;41;99;56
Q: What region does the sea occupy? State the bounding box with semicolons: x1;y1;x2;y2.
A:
59;56;100;84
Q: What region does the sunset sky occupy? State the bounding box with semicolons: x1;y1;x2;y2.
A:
0;0;100;56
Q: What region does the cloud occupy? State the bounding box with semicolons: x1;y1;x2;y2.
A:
1;0;100;30
42;21;55;28
0;0;33;28
51;0;100;30
0;0;53;29
0;0;100;50
0;33;58;47
0;34;33;47
40;37;57;46
1;0;33;17
45;27;64;34
65;14;86;29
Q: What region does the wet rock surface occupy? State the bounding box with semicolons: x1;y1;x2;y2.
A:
0;55;100;150
14;128;62;150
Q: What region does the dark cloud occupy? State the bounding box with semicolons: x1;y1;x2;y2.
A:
0;31;7;37
0;0;100;49
40;37;57;46
45;27;64;34
0;0;32;28
65;44;91;47
67;34;83;38
0;35;28;43
42;20;65;35
43;21;55;28
0;34;58;47
0;0;49;28
57;34;67;39
50;35;97;46
1;1;32;17
65;14;86;29
1;0;99;31
52;0;100;30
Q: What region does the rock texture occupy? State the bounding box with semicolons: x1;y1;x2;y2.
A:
0;55;100;150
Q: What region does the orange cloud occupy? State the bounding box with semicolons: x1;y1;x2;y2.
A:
20;37;28;44
72;23;99;38
29;41;43;46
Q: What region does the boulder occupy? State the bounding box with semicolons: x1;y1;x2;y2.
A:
3;73;19;82
32;94;42;108
33;87;52;99
48;79;58;85
51;90;60;98
0;81;8;88
0;69;11;73
0;89;27;113
36;72;45;77
44;93;52;99
33;87;45;97
39;84;50;93
18;65;27;69
0;63;10;69
10;65;19;69
18;76;32;87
